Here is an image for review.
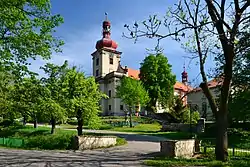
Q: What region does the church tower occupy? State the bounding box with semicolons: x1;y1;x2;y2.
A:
181;63;188;85
91;13;122;80
91;14;127;116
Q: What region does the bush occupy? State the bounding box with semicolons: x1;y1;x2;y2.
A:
0;119;22;127
25;133;74;150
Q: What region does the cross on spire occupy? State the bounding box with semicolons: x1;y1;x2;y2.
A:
105;12;108;21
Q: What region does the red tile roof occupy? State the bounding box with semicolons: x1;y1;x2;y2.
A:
192;78;223;92
127;68;140;80
174;81;192;92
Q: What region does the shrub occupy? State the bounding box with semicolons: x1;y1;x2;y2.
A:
25;133;74;150
0;119;14;127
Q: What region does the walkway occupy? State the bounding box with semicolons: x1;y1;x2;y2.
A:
0;126;166;167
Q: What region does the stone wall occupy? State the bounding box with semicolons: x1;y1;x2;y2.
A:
161;123;190;132
161;119;205;133
160;139;200;158
72;135;117;150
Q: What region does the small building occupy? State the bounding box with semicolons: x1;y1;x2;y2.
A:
187;78;222;120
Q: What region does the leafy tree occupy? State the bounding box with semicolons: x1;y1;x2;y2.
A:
0;72;16;120
0;0;64;76
139;53;176;112
170;97;186;123
229;90;250;122
228;21;250;122
116;76;149;127
40;61;68;134
61;68;106;136
170;97;200;124
17;76;45;128
124;0;250;161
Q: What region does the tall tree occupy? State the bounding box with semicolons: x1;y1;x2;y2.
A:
61;68;106;136
139;53;176;113
228;21;250;122
0;0;64;76
40;61;68;134
116;76;149;127
124;0;250;161
18;76;44;128
0;72;15;120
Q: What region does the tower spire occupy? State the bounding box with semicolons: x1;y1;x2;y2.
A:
182;61;188;84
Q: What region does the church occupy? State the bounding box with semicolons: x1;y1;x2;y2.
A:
91;16;191;116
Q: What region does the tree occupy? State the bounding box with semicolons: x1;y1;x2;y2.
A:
0;72;16;120
17;76;44;128
61;68;106;136
0;0;64;76
139;53;176;112
124;0;250;161
228;21;250;123
116;76;149;127
40;61;68;134
170;97;200;124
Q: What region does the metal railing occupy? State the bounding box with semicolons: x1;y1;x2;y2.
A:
0;137;24;148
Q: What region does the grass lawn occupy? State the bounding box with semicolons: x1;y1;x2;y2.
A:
144;149;250;167
144;157;250;167
0;125;127;150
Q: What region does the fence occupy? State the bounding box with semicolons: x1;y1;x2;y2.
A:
0;137;25;148
201;138;250;159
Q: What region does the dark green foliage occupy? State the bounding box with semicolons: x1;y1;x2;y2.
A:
139;53;176;111
0;119;13;127
116;76;149;127
25;133;74;150
170;97;200;124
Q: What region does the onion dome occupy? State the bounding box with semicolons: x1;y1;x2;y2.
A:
182;64;188;83
95;13;118;50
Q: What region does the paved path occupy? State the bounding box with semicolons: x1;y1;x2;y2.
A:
0;126;166;167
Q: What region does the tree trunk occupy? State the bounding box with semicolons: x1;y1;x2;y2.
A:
33;115;37;128
215;112;228;161
129;108;133;128
77;109;83;136
23;114;27;126
50;116;56;134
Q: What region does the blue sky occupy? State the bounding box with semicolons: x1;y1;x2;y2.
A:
30;0;216;87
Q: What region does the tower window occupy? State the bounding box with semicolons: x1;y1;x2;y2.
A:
109;57;113;64
108;90;111;97
96;58;99;66
120;105;124;110
109;105;111;111
96;69;99;76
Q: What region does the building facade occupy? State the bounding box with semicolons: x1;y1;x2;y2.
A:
187;78;222;120
92;17;191;116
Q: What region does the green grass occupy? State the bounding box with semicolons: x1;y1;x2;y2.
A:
144;157;250;167
111;123;161;133
116;137;127;146
0;125;127;150
144;149;250;167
